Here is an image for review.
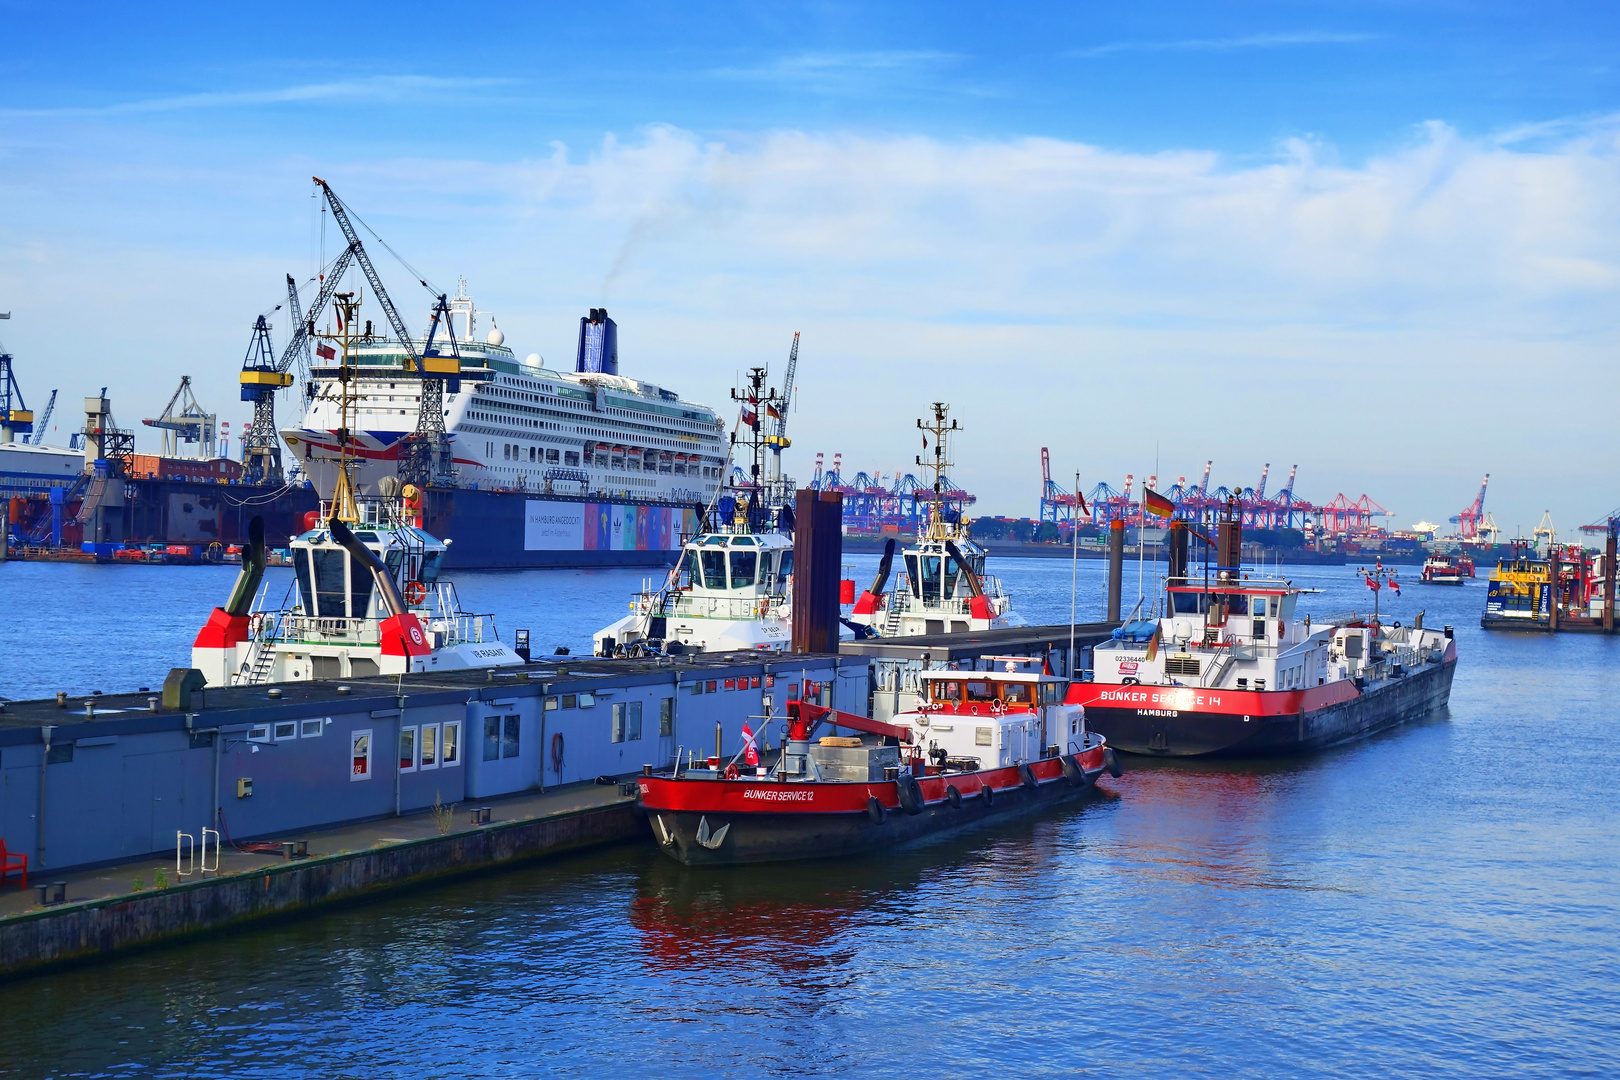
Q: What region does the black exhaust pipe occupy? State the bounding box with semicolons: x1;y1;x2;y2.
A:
328;516;407;616
223;516;267;617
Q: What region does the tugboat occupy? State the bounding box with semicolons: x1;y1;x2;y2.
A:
193;291;523;685
636;659;1118;865
1421;553;1475;585
845;403;1015;638
1068;500;1457;756
593;364;795;657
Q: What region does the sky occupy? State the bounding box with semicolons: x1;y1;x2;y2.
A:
2;1;1620;537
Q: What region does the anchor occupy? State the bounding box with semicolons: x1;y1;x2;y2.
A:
696;815;730;850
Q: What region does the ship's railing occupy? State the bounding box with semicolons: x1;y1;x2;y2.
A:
318;498;404;530
276;615;382;645
429;612;499;647
656;591;788;621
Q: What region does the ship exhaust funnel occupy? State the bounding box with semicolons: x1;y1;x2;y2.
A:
223;516;267;617
576;309;619;376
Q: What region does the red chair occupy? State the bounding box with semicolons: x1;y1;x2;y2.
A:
0;841;27;890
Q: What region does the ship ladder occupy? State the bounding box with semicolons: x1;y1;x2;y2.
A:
237;621;280;686
883;600;905;637
1202;644;1235;688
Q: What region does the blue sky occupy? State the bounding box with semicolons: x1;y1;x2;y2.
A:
3;1;1620;534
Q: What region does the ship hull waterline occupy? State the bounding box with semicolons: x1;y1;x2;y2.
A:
639;753;1112;867
1078;657;1456;758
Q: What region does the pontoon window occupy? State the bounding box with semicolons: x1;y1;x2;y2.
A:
729;550;757;588
701;550;728;590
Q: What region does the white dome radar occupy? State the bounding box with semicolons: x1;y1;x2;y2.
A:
485;321;505;346
526;353;542;365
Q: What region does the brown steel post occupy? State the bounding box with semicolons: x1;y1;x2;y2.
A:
1600;531;1613;634
1106;519;1124;622
792;489;843;652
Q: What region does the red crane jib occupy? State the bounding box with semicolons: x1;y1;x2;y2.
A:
790;701;913;744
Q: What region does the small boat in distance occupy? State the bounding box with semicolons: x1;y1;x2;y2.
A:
1421;553;1475;585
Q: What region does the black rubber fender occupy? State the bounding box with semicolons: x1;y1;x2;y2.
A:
1104;747;1123;778
980;782;995;807
896;772;925;815
1018;763;1038;790
946;784;962;809
1059;753;1086;786
866;796;886;824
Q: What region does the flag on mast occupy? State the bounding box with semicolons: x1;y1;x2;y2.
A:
1143;488;1175;519
741;722;760;767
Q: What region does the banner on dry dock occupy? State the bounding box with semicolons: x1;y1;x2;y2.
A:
524;500;697;552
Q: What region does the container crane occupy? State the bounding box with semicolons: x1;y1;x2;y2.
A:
312;177;460;487
764;332;799;497
1450;473;1489;540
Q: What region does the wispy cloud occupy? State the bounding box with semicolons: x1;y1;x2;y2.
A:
708;50;960;91
1068;31;1381;59
0;75;516;118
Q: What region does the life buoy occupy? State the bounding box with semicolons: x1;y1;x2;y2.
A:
404;580;427;605
866;796;886;824
895;773;924;815
946;784;962;809
551;732;564;773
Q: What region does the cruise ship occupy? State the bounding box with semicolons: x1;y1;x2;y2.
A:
282;288;729;568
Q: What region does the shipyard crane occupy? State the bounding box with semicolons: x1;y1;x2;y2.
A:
0;337;34;443
239;249;358;483
144;376;218;457
764;332;799;495
1450;473;1490;540
28;389;56;445
312;177;459;487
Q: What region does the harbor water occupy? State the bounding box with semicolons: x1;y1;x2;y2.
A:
0;556;1614;1076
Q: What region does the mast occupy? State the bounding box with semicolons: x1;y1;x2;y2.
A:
314;292;368;524
728;367;783;532
916;402;958;542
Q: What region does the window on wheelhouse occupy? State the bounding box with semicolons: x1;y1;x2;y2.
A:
964;680;997;702
1002;682;1032;705
700;550;728;590
419;549;445;584
919;555;944;603
942;554;962;599
309;549;354;618
926;680;959;705
779;550;793;579
682;549;701;587
905;554;921;597
729;550;757;588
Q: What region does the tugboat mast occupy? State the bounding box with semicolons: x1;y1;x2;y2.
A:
314;291;371;525
729;366;785;533
917;402;959;541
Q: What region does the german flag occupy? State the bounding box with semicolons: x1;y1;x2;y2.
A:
1143;487;1175;519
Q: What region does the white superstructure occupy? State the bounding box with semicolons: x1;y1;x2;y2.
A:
282;286;729;501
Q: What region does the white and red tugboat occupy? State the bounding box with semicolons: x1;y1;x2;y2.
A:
1421;553;1475;585
594;365;794;657
846;403;1016;638
193;290;523;686
636;664;1118;866
1068;502;1457;757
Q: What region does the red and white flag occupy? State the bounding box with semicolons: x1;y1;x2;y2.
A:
740;405;757;427
741;722;759;766
316;342;336;361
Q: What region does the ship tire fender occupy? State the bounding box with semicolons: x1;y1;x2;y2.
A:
1059;753;1085;787
980;782;995;807
946;784;962;809
895;773;925;816
1104;747;1123;779
866;796;886;825
1019;763;1038;790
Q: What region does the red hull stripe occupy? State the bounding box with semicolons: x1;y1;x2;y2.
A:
637;750;1104;815
1068;680;1359;716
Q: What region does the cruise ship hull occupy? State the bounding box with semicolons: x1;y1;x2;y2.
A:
423;488;698;570
1072;656;1456;757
